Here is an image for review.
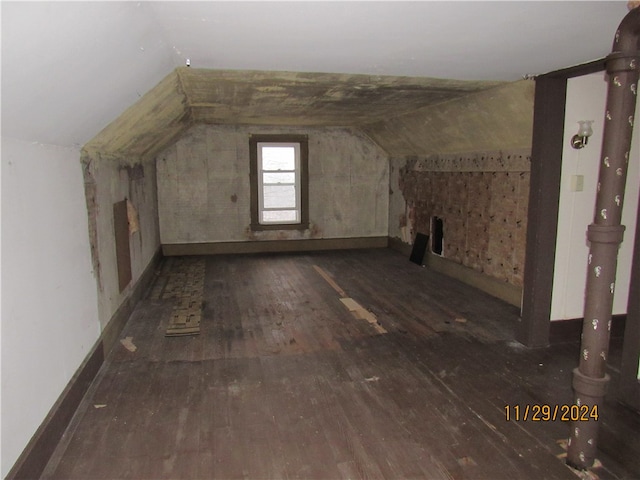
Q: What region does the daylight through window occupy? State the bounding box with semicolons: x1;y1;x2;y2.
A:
258;143;300;224
250;134;309;230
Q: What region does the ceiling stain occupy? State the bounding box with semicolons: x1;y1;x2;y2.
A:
83;67;527;160
180;67;504;127
363;80;535;156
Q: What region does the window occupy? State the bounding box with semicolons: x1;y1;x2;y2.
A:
259;143;299;223
250;135;309;230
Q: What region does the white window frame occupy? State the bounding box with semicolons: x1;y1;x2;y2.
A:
257;142;301;225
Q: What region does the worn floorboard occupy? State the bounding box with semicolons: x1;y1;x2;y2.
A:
43;249;639;479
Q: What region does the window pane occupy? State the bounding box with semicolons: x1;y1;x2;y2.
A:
263;172;295;184
262;210;298;222
261;146;295;170
263;185;296;208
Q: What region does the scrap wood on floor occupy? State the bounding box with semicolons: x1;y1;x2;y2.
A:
158;257;206;337
314;264;387;334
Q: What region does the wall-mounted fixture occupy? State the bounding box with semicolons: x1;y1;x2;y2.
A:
571;120;594;149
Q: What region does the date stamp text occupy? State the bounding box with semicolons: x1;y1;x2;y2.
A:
504;404;598;422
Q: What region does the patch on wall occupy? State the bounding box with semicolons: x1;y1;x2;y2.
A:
113;200;132;292
126;199;139;235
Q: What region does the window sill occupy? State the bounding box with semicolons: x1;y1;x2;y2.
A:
250;222;310;232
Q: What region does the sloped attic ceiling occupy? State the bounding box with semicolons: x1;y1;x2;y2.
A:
2;1;632;155
83;67;504;159
180;69;504;126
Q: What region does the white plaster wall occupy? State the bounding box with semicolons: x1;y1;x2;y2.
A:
2;2;175;147
0;138;101;476
157;125;389;244
551;72;640;320
87;156;161;327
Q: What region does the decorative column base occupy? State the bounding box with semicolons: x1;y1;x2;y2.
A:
566;368;610;470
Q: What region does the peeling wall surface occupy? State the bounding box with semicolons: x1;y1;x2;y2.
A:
386;81;534;289
392;151;531;287
83;153;161;327
1;138;101;477
157;124;389;244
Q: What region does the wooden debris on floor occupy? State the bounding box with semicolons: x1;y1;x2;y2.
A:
119;336;137;352
160;257;206;337
314;265;387;334
165;309;202;336
312;264;347;297
339;297;388;334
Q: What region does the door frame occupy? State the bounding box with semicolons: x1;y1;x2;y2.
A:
517;59;640;410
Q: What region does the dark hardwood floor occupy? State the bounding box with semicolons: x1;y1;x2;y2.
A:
43;249;640;479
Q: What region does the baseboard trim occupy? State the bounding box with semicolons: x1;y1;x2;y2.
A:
100;247;163;358
388;236;522;307
388;236;413;257
162;237;389;256
5;341;104;480
6;247;163;480
549;315;626;345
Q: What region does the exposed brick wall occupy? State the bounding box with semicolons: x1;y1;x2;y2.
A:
396;151;530;287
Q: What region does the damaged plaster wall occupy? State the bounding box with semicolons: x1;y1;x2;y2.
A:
387;81;534;290
82;153;160;328
1;138;100;477
157;124;388;244
392;152;530;287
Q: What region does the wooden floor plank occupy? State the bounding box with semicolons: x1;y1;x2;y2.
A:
43;249;639;479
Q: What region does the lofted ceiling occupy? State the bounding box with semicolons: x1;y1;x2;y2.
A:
1;1;632;153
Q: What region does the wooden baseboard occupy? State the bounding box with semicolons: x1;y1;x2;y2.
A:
388;236;522;307
5;342;104;480
388;236;413;257
100;247;163;358
162;237;389;256
6;247;163;480
549;315;626;345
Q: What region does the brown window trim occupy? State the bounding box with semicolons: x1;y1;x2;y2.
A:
249;134;309;231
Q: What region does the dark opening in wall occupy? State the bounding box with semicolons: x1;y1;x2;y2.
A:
431;216;443;256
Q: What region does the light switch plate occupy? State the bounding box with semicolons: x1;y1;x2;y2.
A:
571;175;584;192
